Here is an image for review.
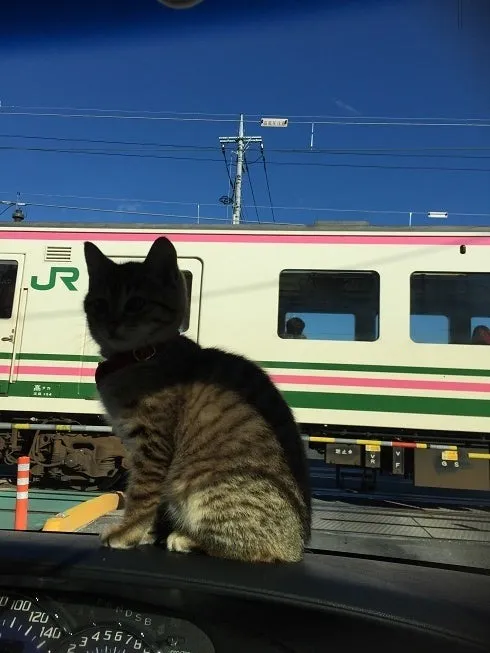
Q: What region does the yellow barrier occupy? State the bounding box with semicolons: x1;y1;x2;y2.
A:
42;492;124;533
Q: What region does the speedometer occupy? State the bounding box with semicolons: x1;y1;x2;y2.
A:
0;592;68;652
56;624;156;653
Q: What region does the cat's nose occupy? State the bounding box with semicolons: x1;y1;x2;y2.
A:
107;322;119;338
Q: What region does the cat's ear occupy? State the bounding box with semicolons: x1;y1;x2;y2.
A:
145;237;178;278
84;242;113;277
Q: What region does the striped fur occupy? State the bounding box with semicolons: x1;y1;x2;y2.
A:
83;237;311;563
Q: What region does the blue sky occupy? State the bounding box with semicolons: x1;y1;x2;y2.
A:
0;0;489;228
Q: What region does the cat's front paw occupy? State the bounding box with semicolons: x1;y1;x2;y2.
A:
100;522;156;549
166;531;198;554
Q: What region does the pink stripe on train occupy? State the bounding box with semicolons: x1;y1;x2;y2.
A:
0;365;95;377
269;373;490;394
2;230;490;246
2;364;490;394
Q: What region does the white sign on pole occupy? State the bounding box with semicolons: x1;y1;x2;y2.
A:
260;117;288;127
427;211;448;219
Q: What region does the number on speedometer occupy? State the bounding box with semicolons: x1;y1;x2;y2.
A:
57;624;155;652
0;592;68;652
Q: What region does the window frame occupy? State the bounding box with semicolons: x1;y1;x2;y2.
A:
0;259;19;320
410;270;490;346
277;268;381;343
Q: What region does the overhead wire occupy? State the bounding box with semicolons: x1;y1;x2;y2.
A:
243;155;260;223
2;133;490;159
1;107;489;222
5;105;490;122
2;144;489;172
260;146;276;223
3;197;490;220
2;106;490;127
0;110;236;123
221;145;235;193
3;105;238;118
16;200;254;223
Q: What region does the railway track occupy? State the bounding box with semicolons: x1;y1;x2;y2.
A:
311;486;490;509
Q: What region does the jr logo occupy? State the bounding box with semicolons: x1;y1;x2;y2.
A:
30;267;80;291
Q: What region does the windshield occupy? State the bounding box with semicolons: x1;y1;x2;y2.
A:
1;0;489;567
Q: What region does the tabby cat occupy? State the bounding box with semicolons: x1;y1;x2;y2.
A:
83;237;311;563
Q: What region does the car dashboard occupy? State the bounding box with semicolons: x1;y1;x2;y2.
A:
0;531;488;653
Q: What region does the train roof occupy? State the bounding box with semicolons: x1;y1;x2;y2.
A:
1;220;490;233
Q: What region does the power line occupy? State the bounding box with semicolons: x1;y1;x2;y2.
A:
284;119;490;128
26;202;211;220
2;133;490;159
243;156;260;223
3;105;490;125
260;147;276;223
256;113;490;123
0;110;236;123
7;105;488;121
219;145;235;222
6;105;490;122
2;108;490;127
15;201;255;223
220;145;235;192
267;160;490;172
4;105;239;118
0;133;216;152
3;193;490;220
0;144;219;161
2;144;489;172
0;199;298;225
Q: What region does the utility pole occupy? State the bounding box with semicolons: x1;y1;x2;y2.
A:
219;114;262;225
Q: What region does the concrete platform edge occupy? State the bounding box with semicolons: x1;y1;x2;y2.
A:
42;492;123;533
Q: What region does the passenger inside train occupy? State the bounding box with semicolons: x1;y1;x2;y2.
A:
284;317;307;339
471;325;490;345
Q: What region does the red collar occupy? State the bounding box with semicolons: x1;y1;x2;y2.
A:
95;344;163;385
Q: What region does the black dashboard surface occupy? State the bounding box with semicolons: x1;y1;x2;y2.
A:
0;530;488;652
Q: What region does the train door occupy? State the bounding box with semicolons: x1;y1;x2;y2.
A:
0;255;25;395
176;258;203;341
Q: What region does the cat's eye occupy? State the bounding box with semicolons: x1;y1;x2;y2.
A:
125;297;146;313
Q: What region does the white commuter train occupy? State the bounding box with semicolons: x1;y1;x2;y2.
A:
0;221;489;492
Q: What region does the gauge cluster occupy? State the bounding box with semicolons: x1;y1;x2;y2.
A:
0;590;215;653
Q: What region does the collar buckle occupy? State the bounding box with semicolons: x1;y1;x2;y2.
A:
132;345;157;362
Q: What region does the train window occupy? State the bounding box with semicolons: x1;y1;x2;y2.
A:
411;314;449;344
277;270;379;342
181;270;192;332
0;260;18;319
410;272;490;344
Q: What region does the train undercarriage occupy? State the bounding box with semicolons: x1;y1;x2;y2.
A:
0;413;129;491
0;413;489;492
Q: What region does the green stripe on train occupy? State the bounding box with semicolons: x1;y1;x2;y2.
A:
282;391;490;417
0;352;102;363
2;352;490;378
260;360;490;377
4;381;490;418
